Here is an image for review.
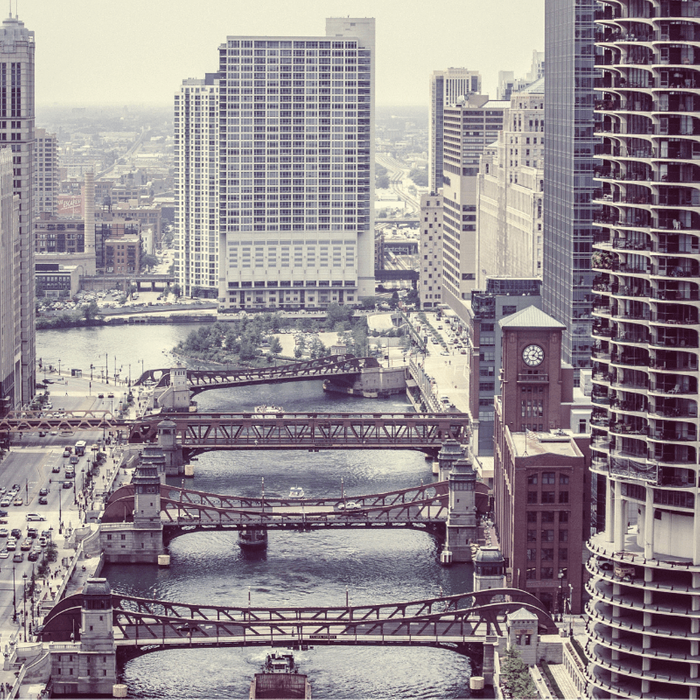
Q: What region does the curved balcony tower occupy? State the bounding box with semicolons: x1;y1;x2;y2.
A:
589;0;700;698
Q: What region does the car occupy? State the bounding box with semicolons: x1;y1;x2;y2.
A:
41;530;50;538
38;537;47;547
27;550;39;562
62;481;72;489
0;510;7;518
69;455;79;465
10;484;19;492
6;539;16;551
12;552;23;563
0;487;6;496
38;496;48;505
26;527;38;538
107;393;114;398
38;430;46;437
12;497;22;506
11;528;21;539
52;464;61;473
97;393;104;399
26;513;45;522
49;429;58;436
60;429;73;436
0;549;8;559
345;501;362;511
20;539;31;551
0;528;7;537
62;449;71;457
38;487;49;497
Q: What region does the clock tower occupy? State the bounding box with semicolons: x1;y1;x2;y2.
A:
498;306;567;434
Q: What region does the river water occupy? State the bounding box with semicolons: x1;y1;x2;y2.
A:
37;326;475;699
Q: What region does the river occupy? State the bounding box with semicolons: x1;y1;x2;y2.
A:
37;325;475;699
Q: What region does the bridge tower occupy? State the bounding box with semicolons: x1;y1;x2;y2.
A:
473;546;506;592
157;418;183;474
50;578;117;696
130;455;165;562
441;455;478;564
436;439;464;481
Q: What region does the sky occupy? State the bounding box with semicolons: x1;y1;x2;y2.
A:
16;0;544;110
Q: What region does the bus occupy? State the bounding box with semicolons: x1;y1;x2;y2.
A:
74;440;86;456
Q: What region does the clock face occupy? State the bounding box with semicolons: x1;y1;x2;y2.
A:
522;344;545;367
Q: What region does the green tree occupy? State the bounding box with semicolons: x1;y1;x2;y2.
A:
172;283;181;298
141;254;159;269
408;167;428;187
499;648;538;700
269;336;282;355
82;301;101;322
294;345;303;359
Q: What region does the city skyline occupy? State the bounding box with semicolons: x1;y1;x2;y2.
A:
18;0;543;109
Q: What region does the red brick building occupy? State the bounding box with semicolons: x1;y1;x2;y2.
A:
493;306;591;615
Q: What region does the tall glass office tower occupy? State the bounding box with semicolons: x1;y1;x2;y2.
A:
543;0;598;373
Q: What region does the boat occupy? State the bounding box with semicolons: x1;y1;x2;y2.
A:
238;526;268;549
255;404;283;414
249;651;311;699
288;486;305;499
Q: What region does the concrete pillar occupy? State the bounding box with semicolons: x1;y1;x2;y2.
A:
644;489;654;560
482;639;495;686
614;497;627;552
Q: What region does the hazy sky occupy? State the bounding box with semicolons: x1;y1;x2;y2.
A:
18;0;544;110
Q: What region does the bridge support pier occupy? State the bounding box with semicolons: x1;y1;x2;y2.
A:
482;638;496;687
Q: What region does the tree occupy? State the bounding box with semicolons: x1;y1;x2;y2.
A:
172;283;182;298
408;167;429;187
82;301;101;322
499;648;538;700
269;337;282;356
294;345;303;359
141;254;159;269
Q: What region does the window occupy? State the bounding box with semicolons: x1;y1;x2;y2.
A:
560;474;570;485
559;530;569;542
559;511;569;523
559;548;568;561
527;491;538;504
541;511;555;523
526;567;537;580
559;491;569;504
542;472;555;485
541;529;554;542
527;548;537;561
541;491;555;504
527;529;537;542
541;548;554;561
541;567;554;579
527;474;538;485
526;511;537;523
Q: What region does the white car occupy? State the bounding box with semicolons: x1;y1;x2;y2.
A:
0;550;8;559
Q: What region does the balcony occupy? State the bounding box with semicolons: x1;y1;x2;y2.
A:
652;288;700;301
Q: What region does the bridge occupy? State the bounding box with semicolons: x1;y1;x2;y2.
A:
101;481;451;536
375;268;419;283
39;587;557;655
80;273;174;293
134;354;381;394
128;411;469;454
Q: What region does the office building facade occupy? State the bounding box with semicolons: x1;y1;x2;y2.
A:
543;0;597;373
477;80;545;287
441;95;508;310
0;14;35;404
429;68;482;193
176;18;375;309
34;127;58;217
586;0;700;697
419;192;443;309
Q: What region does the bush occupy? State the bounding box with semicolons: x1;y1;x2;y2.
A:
499;648;538;700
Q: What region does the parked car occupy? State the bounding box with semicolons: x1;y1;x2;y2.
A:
6;539;16;551
12;497;23;506
11;528;21;539
0;549;8;559
12;552;23;563
0;528;8;538
26;513;45;522
27;550;40;562
26;527;38;538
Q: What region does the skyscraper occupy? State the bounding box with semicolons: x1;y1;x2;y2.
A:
441;94;508;309
0;14;34;404
586;0;700;696
542;0;597;373
175;18;375;309
34;128;58;218
428;68;482;193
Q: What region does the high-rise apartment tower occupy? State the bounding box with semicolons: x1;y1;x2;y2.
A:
587;0;700;697
175;18;375;309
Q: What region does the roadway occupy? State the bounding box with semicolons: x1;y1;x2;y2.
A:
376;154;420;214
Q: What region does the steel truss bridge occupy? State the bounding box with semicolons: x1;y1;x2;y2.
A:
134;354;381;394
128;411;468;453
0;410;469;453
101;481;450;535
39;588;557;655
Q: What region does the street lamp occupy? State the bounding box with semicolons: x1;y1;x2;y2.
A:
58;358;61;377
12;566;16;622
557;570;565;622
59;489;63;534
90;364;94;381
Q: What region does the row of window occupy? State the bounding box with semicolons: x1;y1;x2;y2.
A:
526;548;568;561
527;472;570;485
527;529;569;542
527;491;570;504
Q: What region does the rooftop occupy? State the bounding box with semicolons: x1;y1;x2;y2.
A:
499;305;565;330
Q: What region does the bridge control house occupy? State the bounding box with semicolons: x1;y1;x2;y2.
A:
493;307;592;615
